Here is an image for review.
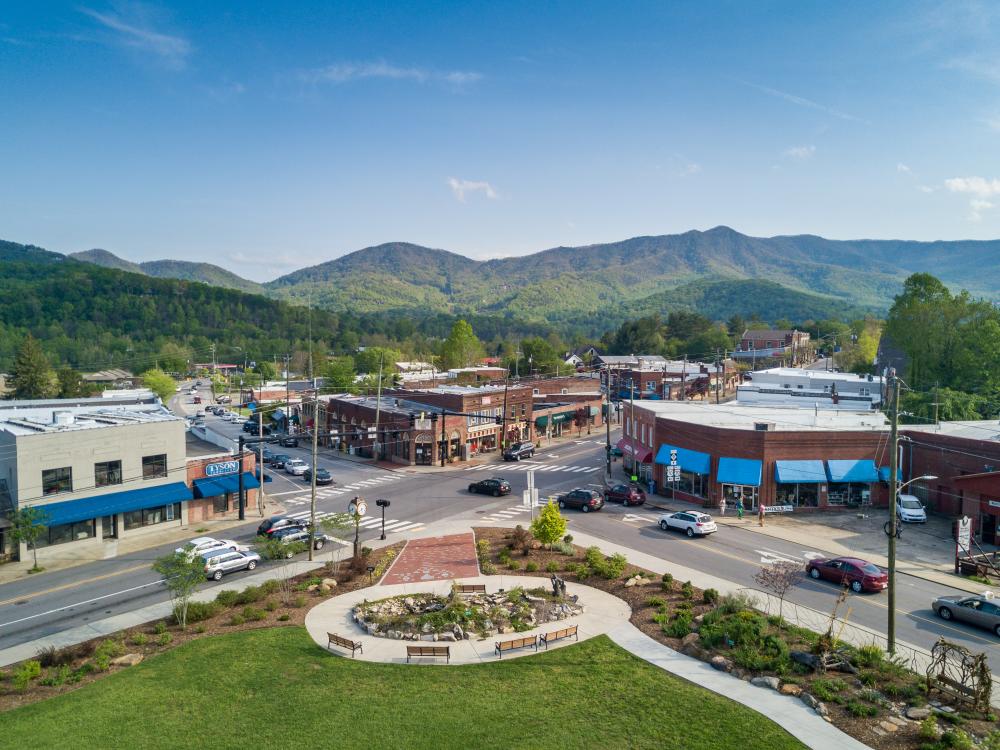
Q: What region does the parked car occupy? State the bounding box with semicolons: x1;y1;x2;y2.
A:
468;477;511;496
228;414;244;424
285;458;308;475
303;467;333;485
257;515;306;537
605;483;646;507
557;488;604;512
932;594;1000;636
175;536;247;557
806;556;888;593
896;493;927;523
270;453;292;469
658;511;717;537
278;435;299;448
502;441;535;461
271;525;334;552
242;421;256;433
201;549;261;580
260;448;276;463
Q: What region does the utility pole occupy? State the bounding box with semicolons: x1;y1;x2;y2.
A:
256;409;266;514
284;353;291;434
501;377;510;451
237;435;246;521
715;349;721;405
933;382;940;425
680;356;687;401
605;385;612;477
372;352;384;462
440;408;447;467
887;369;900;655
308;396;319;561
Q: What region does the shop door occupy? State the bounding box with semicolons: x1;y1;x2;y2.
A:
101;515;117;539
980;512;997;545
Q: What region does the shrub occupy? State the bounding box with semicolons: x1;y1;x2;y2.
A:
228;613;246;626
939;729;974;750
846;701;879;718
236;585;265;605
241;606;267;622
361;546;372;557
13;660;42;691
731;634;789;672
260;580;281;595
36;645;76;668
182;600;220;624
265;600;279;612
919;715;939;740
702;588;720;604
277;613;291;622
982;730;1000;750
292;595;308;608
153;621;168;635
214;589;240;607
497;548;513;564
39;665;72;687
858;689;885;705
480;561;497;575
71;641;96;659
194;625;206;634
563;534;573;544
507;560;521;571
574;564;592;580
664;613;693;638
883;681;921;701
525;561;539;572
661;572;674;586
646;596;667;609
810;678;847;703
476;539;490;559
545;561;560;573
552;541;575;555
852;643;885;669
131;633;149;646
157;632;173;646
680;581;694;599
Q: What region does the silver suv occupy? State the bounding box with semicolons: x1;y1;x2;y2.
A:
201;549;261;580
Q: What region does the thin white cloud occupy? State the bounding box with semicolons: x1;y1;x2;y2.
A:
897;163;912;173
678;162;702;177
970;198;994;221
944;176;1000;220
740;80;867;123
447;177;497;202
783;145;816;160
304;60;481;87
945;56;1000;84
918;185;935;193
80;5;190;70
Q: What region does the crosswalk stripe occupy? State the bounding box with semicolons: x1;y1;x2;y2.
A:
391;522;422;532
570;466;592;472
357;517;382;527
381;520;411;530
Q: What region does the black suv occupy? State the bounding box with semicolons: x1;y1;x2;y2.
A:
270;453;291;469
468;477;511;497
278;435;299;447
271;526;332;552
256;515;307;537
502;441;535;461
557;488;604;513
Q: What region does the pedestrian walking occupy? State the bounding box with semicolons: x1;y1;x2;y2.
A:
758;502;765;527
735;497;744;520
719;497;727;516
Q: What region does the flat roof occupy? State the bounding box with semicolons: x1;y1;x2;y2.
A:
749;367;884;384
0;403;180;437
634;401;888;432
404;384;508;395
903;421;1000;442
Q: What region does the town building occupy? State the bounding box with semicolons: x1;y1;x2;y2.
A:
532;394;603;440
732;330;811;365
394;361;438;383
737;367;884;410
624;401;891;513
81;368;138;388
185;433;261;523
607;360;740;401
0;398;189;563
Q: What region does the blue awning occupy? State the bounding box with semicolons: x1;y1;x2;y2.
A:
878;466;902;483
717;457;762;486
193;472;261;498
826;459;878;483
655;444;711;475
34;481;193;526
775;460;827;484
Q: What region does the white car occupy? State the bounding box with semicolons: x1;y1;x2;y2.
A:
896;493;927;523
229;414;244;424
175;537;247;557
658;511;718;537
285;458;309;476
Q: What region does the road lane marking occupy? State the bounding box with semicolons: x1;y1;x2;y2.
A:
0;563;151;608
622;513;656;524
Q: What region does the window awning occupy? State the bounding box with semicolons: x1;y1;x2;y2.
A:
616;437;653;463
717;457;762;486
193;472;261;498
826;459;878;483
535;410;577;428
775;460;827;484
878;466;902;483
655;444;711;475
33;481;194;526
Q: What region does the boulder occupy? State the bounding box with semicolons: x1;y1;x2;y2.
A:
790;651;821;672
420;634;436;642
680;632;700;650
307;584;319;592
905;707;931;721
814;703;829;718
319;584;332;593
750;676;780;691
680;642;704;660
710;655;732;672
779;684;802;697
321;578;338;588
624;576;641;588
876;720;897;733
800;693;820;710
111;653;143;667
438;632;457;642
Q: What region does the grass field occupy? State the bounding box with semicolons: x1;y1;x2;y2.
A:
3;629;808;750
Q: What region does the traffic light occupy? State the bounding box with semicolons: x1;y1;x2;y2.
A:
409;413;416;427
495;414;503;425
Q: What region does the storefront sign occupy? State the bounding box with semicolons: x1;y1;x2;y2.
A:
205;460;239;477
414;418;433;431
763;505;794;514
989;500;1000;509
481;397;491;405
957;515;972;553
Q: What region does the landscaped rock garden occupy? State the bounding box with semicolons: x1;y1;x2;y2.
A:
353;586;584;641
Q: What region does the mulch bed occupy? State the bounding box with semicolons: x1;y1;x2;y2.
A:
472;526;997;750
0;543;404;712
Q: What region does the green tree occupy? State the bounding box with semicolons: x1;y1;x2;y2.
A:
530;501;568;549
259;535;308;603
355;347;402;375
254;361;277;381
157;342;191;373
151;547;207;629
440;319;484;369
9;507;48;572
323;356;357;393
142;368;176;402
9;335;54;399
56;367;83;398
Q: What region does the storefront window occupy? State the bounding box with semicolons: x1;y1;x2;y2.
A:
775;483;820;507
42;467;73;496
827;483;871;506
124;503;181;530
672;470;707;498
34;519;96;548
723;484;759;509
95;460;122;487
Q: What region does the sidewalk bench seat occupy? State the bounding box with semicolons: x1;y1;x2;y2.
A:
539;624;578;649
328;633;363;657
494;635;537;658
454;584;487;594
406;645;450;663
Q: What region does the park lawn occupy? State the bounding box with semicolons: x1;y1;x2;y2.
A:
3;629;808;750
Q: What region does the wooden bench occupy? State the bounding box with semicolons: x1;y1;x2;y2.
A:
454;584;487;594
539;624;579;649
494;635;537;658
406;645;451;663
327;633;363;657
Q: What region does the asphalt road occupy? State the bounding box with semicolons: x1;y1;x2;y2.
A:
2;397;998;673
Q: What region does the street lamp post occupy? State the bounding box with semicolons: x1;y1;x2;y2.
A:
376;498;390;540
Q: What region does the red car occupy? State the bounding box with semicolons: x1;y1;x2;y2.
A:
604;483;646;507
806;557;888;593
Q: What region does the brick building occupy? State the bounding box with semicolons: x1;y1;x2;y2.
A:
186;449;260;523
629;402;892;513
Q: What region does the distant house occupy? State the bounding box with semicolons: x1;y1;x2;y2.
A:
394;361;438;382
82;369;138;388
564;346;601;367
732;330;810;364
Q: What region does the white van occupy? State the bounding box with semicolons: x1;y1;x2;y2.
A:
896;493;927;523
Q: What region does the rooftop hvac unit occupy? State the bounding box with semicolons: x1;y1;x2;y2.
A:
52;410;74;426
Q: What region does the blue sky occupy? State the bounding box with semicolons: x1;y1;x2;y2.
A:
2;1;999;280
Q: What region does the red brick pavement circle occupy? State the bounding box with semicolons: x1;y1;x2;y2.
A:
381;533;480;585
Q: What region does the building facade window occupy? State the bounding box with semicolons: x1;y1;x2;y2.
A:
142;454;167;480
213;494;229;513
827;482;871;506
775;483;819;507
722;483;759;509
95;460;122;487
42;467;73;496
124;502;180;530
34;518;96;548
666;469;707;498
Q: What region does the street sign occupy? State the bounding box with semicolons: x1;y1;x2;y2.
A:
762;504;794;514
414;418;432;431
957;515;972;554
